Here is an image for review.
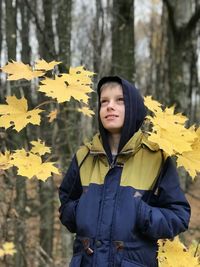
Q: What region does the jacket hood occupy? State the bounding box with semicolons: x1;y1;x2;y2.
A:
97;76;147;162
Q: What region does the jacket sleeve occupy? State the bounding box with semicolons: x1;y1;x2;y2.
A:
137;157;191;239
58;155;82;233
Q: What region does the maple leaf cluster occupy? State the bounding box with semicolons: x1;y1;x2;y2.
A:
0;140;59;181
0;60;95;181
144;96;200;179
0;60;95;126
39;66;94;104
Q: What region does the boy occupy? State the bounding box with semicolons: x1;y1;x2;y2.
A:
59;76;190;267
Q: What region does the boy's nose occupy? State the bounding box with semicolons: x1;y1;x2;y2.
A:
107;101;115;110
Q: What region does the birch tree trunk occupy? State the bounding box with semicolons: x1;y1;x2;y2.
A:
163;0;200;114
162;0;200;190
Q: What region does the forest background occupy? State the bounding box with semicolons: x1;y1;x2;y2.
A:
0;0;200;266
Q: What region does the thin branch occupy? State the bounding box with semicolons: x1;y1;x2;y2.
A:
34;100;57;109
39;245;53;263
184;5;200;36
163;0;200;41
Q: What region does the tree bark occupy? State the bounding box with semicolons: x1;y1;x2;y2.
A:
163;0;200;113
111;0;135;82
5;0;17;60
93;0;105;75
161;0;200;190
20;0;31;63
0;0;2;61
42;0;56;61
56;0;72;70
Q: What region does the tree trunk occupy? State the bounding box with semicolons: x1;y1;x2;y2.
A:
0;0;3;98
162;0;200;190
154;3;169;103
14;176;27;267
39;179;54;262
5;0;17;60
20;0;31;63
42;0;56;61
93;0;105;75
31;0;56;61
56;0;72;70
163;0;200;113
111;0;135;82
15;1;38;267
0;0;2;61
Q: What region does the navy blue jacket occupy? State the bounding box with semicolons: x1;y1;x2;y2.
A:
59;77;191;267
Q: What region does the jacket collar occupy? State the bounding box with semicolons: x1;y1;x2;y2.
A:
84;130;160;156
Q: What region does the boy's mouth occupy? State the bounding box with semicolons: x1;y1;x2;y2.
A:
105;114;118;119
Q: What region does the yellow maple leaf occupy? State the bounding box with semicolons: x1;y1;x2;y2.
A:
177;152;200;179
0;95;43;132
38;66;94;104
176;127;200;179
164;106;187;124
63;66;95;84
39;75;92;104
35;59;61;71
30;139;51;156
69;66;95;77
148;124;196;155
63;74;92;84
158;237;200;267
0;150;13;170
11;149;42;178
1;60;44;80
36;162;60;181
77;106;95;117
61;66;94;102
144;96;200;179
11;149;59;181
145;97;197;155
61;79;92;103
39;76;73;102
47;109;58;122
148;107;188;131
0;242;16;257
144;95;163;113
2;242;16;256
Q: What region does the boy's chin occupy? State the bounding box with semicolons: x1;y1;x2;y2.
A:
106;128;122;134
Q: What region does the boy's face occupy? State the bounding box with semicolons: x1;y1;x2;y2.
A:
99;84;125;134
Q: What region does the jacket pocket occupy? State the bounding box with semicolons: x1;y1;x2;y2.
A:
121;258;146;267
69;254;82;267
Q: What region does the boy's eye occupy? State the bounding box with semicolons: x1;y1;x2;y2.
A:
117;97;124;102
100;99;108;105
